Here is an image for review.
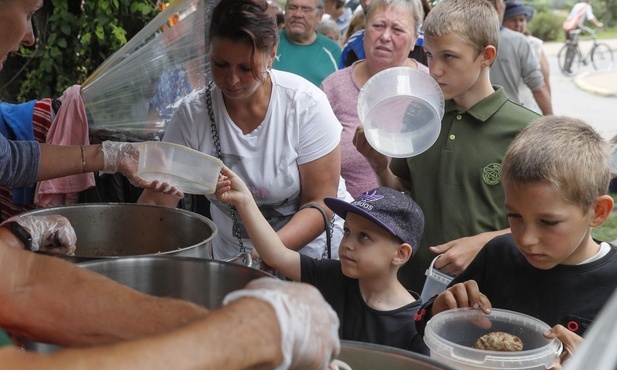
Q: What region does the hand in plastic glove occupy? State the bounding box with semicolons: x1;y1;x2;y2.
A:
223;277;340;370
101;141;183;198
1;215;77;255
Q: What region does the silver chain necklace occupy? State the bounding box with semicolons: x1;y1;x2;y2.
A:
205;81;245;254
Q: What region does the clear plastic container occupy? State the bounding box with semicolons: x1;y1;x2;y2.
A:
357;67;444;158
425;308;562;370
138;141;223;194
420;255;454;302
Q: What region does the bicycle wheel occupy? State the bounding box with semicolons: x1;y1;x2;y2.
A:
558;44;582;76
591;43;615;71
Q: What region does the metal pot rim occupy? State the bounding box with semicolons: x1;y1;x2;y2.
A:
19;203;218;258
76;255;272;276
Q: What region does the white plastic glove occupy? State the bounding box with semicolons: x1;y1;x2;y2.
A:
1;215;77;255
101;141;183;197
223;277;340;370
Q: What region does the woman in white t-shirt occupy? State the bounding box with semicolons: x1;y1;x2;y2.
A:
139;0;349;262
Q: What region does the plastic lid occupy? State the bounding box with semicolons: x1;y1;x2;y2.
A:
425;308;562;369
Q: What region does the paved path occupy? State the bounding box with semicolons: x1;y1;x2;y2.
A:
540;37;617;142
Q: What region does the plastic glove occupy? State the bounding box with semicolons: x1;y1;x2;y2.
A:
223;277;340;370
1;215;77;255
101;141;183;197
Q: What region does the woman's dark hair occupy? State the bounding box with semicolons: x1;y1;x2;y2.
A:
210;0;279;81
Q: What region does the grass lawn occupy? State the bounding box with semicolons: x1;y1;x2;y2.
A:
592;192;617;243
596;27;617;39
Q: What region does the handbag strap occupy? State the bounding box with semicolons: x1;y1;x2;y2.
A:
299;203;333;259
205;81;245;254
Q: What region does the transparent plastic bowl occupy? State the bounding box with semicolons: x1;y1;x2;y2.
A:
357;67;444;158
138;141;223;194
425;308;562;370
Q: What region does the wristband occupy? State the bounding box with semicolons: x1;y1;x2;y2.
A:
3;221;33;250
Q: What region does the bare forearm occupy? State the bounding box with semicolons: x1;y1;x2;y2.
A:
0;298;282;370
277;201;330;252
278;149;340;251
38;144;104;181
236;197;301;281
0;248;207;347
532;86;553;115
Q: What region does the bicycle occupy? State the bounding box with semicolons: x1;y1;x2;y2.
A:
557;26;615;77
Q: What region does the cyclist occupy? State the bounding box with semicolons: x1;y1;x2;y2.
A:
563;0;603;40
562;0;603;73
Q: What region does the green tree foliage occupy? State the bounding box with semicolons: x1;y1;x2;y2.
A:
524;0;614;41
528;11;564;41
0;0;160;102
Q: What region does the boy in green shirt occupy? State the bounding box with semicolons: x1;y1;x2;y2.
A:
354;0;541;292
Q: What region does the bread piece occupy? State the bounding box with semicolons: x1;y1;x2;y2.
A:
473;331;524;351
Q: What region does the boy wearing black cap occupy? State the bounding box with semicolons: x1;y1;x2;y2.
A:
215;166;428;354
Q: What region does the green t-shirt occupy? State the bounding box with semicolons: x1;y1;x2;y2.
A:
273;30;341;87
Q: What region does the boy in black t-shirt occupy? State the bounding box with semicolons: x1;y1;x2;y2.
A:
216;170;428;354
417;116;617;366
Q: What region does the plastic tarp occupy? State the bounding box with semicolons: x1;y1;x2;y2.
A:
81;0;220;142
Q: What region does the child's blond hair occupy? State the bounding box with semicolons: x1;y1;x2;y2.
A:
502;116;611;211
422;0;499;56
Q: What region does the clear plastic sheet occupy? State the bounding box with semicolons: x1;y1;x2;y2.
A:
82;0;220;142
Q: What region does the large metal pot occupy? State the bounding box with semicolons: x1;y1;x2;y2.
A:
19;203;217;259
24;256;272;352
77;256;271;307
338;341;455;370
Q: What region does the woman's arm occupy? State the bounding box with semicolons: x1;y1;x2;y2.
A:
353;126;410;191
39;143;181;197
38;144;104;181
276;146;342;252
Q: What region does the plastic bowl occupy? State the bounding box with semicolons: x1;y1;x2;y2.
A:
357;67;444;158
137;141;223;194
425;308;562;370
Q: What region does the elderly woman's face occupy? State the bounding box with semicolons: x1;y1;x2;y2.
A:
0;0;42;71
363;4;417;71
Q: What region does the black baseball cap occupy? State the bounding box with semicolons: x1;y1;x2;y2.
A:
324;187;424;253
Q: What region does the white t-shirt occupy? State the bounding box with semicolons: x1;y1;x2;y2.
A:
568;2;595;29
164;69;349;260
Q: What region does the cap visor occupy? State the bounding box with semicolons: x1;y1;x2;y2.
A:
324;196;397;237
